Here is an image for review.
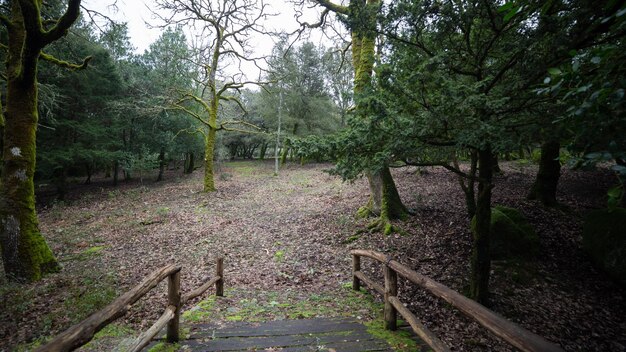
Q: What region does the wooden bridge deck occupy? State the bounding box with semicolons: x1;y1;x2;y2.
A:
145;317;429;351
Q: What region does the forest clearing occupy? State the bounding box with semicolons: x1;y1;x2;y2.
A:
1;161;624;351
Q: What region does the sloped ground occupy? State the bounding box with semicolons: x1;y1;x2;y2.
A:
0;160;624;351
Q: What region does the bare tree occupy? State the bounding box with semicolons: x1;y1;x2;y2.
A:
154;0;272;191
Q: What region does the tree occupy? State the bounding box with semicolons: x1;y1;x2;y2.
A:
297;0;409;234
327;0;625;304
259;39;341;162
37;23;123;197
155;0;271;192
323;45;353;127
0;0;89;282
141;26;197;182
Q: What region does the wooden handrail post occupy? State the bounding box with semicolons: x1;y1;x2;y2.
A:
216;257;224;296
352;254;361;291
384;263;398;331
166;269;181;343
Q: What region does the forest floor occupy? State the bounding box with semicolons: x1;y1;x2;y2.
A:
1;160;625;351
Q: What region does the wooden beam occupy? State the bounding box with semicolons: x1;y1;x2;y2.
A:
389;296;451;352
384;264;398;331
167;270;181;343
36;264;181;352
352;254;361;291
181;276;220;305
216;257;224;297
354;271;384;295
128;305;176;352
350;249;564;352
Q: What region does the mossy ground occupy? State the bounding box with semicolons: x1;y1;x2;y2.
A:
182;284;380;323
179;283;419;351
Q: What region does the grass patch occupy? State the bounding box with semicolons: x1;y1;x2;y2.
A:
365;320;420;352
94;323;134;338
63;273;117;323
148;342;180;352
182;295;217;322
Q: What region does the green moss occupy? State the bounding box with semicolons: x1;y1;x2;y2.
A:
63;274;117;322
274;250;285;262
180;284;384;325
344;234;361;243
148;342;180;352
83;246;105;255
472;206;539;260
203;129;217;192
583;208;626;287
182;296;216;322
383;222;394;236
365;320;420;352
14;337;47;352
93;323;134;338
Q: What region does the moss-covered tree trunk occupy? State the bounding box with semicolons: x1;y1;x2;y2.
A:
527;139;561;206
470;146;494;305
0;19;59;280
351;0;408;226
360;167;409;234
0;0;83;282
203;127;217;192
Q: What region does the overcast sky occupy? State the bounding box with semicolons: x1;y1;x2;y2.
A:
81;0;334;52
81;0;339;78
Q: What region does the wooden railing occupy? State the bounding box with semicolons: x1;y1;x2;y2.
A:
351;250;564;352
36;257;224;352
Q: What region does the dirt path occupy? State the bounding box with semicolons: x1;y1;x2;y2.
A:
1;160;625;351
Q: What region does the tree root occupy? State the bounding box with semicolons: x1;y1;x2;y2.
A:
351;217;408;237
368;218;408;236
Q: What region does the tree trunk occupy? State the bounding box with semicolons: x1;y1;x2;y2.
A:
359;168;408;220
527;139;561;206
157;148;165;182
203;129;217;192
351;0;409;228
459;151;478;219
280;146;288;166
470;147;494;305
259;143;267;160
113;161;119;186
1;57;60;282
84;163;92;185
492;154;502;174
185;152;194;174
53;167;67;202
518;146;525;159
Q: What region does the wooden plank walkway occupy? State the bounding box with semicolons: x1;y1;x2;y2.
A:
145;317;429;351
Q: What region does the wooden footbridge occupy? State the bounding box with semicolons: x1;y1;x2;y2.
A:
147;317;419;351
35;251;564;352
